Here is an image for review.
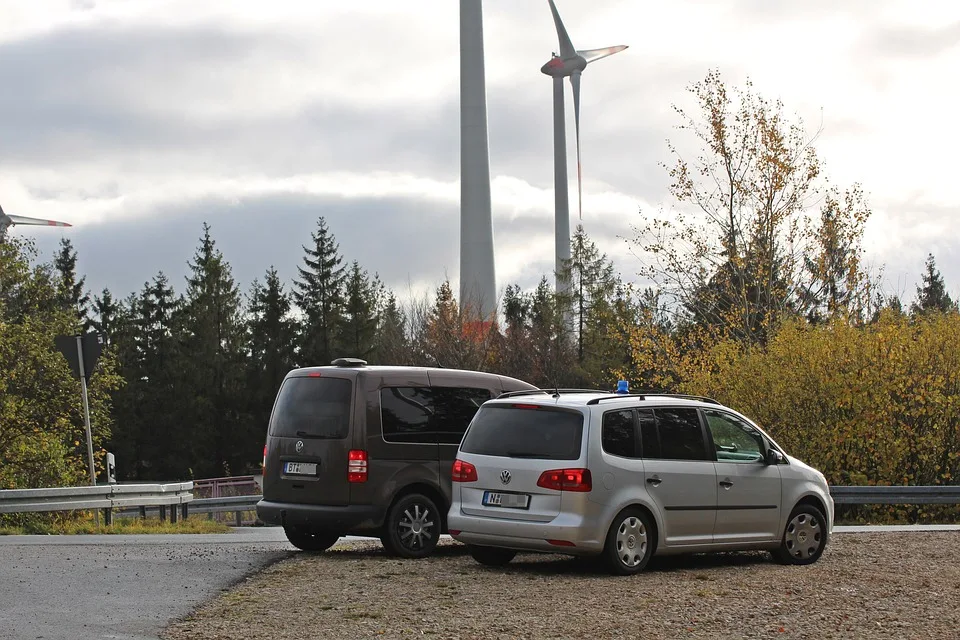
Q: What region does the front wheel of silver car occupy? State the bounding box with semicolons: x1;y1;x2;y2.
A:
773;504;828;565
381;493;441;559
602;508;654;576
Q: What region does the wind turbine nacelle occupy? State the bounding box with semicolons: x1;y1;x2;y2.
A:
540;54;586;77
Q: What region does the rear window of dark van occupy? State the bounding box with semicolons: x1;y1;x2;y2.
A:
459;405;584;460
269;376;352;439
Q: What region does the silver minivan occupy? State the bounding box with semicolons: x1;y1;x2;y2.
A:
447;388;834;575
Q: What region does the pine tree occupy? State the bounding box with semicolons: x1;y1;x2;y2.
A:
179;223;250;478
339;261;382;361
528;277;575;387
558;225;617;368
294;217;347;366
911;254;956;315
500;284;535;383
246;267;298;433
91;288;120;344
376;292;410;364
53;238;91;331
106;274;180;480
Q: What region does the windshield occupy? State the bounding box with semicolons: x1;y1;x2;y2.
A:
459;404;584;460
268;376;353;439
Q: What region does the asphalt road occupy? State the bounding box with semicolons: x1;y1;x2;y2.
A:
0;524;956;640
0;528;296;640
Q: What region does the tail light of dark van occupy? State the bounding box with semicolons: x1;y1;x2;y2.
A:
262;444;267;475
348;449;368;483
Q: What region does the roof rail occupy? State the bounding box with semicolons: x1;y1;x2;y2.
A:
496;388;604;400
584;392;721;406
585;393;647;405
641;393;721;405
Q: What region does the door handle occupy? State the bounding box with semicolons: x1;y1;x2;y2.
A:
719;479;733;488
646;477;662;486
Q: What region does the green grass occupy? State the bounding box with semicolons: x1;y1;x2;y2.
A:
0;516;232;535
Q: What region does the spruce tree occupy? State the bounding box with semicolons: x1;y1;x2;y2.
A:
339;261;382;361
91;288;120;344
294;217;347;366
911;254;956;315
558;225;617;367
376;291;410;364
246;266;298;432
53;238;91;331
179;223;250;478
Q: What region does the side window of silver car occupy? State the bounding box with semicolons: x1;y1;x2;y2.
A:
704;410;764;463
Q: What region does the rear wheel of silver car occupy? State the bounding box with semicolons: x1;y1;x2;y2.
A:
381;493;440;559
773;504;828;565
468;545;518;567
283;526;341;552
603;508;654;576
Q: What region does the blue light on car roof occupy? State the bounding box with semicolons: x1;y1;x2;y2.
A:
616;380;629;394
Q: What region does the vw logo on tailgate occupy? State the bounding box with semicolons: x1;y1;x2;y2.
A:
295;440;304;453
499;469;511;485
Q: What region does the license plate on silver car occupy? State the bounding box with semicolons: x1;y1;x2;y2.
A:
284;462;317;476
482;491;530;509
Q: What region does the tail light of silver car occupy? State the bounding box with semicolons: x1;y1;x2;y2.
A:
451;459;478;482
536;468;592;492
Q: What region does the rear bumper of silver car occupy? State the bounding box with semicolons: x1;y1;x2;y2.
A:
448;510;604;554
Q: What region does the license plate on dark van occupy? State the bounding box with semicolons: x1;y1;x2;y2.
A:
482;491;530;509
284;462;317;476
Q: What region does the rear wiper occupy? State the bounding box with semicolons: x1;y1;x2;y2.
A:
506;451;551;459
295;431;335;439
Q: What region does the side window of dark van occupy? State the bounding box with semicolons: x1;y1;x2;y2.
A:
380;386;493;444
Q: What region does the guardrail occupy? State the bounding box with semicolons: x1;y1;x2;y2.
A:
2;484;959;528
830;485;960;505
0;482;194;525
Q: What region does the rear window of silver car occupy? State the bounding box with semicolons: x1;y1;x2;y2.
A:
269;376;352;439
459;404;584;460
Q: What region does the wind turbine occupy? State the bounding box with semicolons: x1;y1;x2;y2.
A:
459;0;497;326
0;202;71;240
540;0;626;296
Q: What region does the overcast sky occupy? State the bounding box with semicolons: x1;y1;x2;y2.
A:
2;0;958;310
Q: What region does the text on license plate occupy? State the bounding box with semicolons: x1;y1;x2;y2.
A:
284;462;317;476
482;491;530;509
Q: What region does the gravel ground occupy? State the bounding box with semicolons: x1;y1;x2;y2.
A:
162;532;960;640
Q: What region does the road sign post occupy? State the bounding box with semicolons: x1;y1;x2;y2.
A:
54;332;105;526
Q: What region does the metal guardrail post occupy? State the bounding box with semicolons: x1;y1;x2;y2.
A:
104;507;112;526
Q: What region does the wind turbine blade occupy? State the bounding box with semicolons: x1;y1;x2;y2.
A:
578;45;628;64
571;71;582;220
547;0;577;58
6;214;72;227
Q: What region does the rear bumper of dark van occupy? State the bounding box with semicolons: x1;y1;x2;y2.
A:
256;499;384;532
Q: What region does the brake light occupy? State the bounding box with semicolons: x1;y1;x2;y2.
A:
451;459;478;482
536;468;592;492
512;403;541;410
308;372;322;377
262;444;267;474
348;449;367;482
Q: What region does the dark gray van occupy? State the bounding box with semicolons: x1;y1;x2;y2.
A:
256;358;536;558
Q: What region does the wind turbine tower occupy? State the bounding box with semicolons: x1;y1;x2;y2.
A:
459;0;496;323
541;0;626;297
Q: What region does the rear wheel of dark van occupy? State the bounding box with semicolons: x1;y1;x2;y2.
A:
283;526;341;552
380;493;442;559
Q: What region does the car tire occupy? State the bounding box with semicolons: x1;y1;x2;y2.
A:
772;503;828;565
468;544;517;566
602;508;654;576
283;526;341;552
380;493;441;559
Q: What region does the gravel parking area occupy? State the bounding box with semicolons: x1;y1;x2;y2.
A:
163;532;959;639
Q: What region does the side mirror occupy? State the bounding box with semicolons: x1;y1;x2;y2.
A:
765;449;784;465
